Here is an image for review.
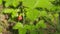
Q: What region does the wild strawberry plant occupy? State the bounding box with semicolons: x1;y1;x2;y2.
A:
0;0;60;34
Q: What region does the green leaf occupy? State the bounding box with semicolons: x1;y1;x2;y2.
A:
18;28;26;34
54;13;59;18
24;25;35;30
12;0;20;7
5;0;12;7
23;0;37;9
38;29;44;34
47;13;54;21
35;0;53;8
49;0;55;1
0;0;2;5
13;22;23;29
36;20;46;28
4;0;54;9
30;30;38;34
3;8;19;13
23;0;54;9
3;8;14;13
39;11;47;17
5;0;21;7
11;11;18;18
26;9;40;21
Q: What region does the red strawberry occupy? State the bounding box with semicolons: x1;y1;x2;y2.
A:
18;16;22;21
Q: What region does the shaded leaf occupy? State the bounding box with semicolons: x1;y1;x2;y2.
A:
36;20;46;28
18;28;26;34
39;11;47;17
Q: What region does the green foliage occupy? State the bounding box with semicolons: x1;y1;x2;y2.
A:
39;11;47;17
35;0;53;9
0;0;2;5
23;0;37;9
11;10;18;18
13;22;26;34
24;25;36;30
3;8;19;18
13;22;23;29
3;8;14;13
0;0;59;34
13;23;36;34
4;0;21;7
18;28;26;34
26;9;40;21
36;20;46;28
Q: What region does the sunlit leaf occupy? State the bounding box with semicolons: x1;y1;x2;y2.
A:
36;0;53;10
5;0;12;7
0;0;2;5
23;0;37;9
12;0;20;7
26;9;40;21
3;8;14;13
13;22;23;29
24;25;35;30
